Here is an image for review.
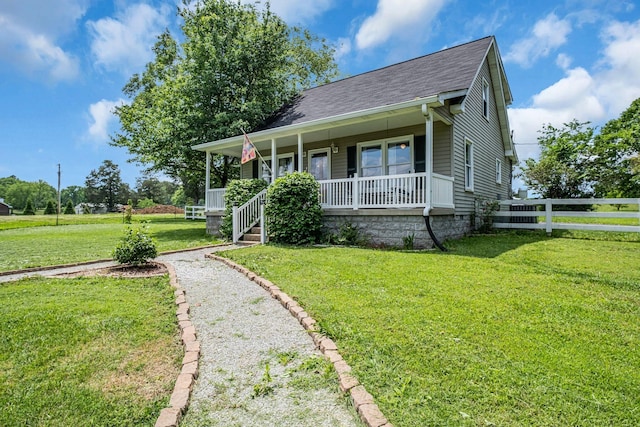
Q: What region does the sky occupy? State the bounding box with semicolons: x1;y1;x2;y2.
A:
1;0;640;192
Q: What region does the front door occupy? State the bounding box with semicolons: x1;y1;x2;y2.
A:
308;148;331;180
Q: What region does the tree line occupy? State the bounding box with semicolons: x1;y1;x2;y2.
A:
0;160;188;214
520;97;640;200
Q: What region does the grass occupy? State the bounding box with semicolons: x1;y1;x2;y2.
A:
0;213;186;231
0;215;220;272
220;231;640;426
0;275;182;426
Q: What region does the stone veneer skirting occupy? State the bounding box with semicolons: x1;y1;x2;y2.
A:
322;209;472;249
206;208;472;249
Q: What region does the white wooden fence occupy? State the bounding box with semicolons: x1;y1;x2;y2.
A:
184;205;206;220
493;198;640;234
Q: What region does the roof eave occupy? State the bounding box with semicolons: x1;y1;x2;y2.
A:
192;94;442;152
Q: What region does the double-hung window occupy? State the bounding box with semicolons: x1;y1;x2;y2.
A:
465;139;474;191
259;153;294;182
482;79;490;119
358;136;413;177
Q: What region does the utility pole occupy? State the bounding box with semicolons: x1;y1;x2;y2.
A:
56;164;61;226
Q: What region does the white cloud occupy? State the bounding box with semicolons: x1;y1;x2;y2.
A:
508;18;640;166
87;3;170;74
334;37;352;61
244;0;333;23
505;13;572;67
555;53;572;70
0;0;86;82
86;99;127;144
355;0;448;50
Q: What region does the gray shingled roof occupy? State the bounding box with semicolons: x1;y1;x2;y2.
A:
261;36;494;130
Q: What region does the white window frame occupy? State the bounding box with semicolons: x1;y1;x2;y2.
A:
357;135;414;177
465;138;474;192
496;158;502;184
482;78;490;120
258;152;295;181
307;147;331;180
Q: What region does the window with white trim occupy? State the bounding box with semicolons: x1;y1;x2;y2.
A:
496;158;502;184
258;153;294;182
358;136;413;177
482;79;490;119
465;139;474;191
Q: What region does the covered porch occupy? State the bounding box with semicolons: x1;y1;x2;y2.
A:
195;96;463;215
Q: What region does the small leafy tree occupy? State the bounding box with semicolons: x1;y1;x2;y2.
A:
63;200;75;214
265;172;322;244
23;198;35;215
44;200;56;215
124;199;133;224
113;225;157;266
221;179;268;239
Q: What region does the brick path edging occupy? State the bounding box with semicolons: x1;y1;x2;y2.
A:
205;253;394;427
154;262;201;427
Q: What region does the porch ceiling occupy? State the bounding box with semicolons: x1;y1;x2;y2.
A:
203;106;427;157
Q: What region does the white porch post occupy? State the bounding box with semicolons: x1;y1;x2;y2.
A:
205;150;211;210
422;104;433;215
271;138;277;184
297;133;303;172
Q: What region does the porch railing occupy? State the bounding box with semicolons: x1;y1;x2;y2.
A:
206;188;226;211
232;188;267;243
317;172;454;209
207;173;455;215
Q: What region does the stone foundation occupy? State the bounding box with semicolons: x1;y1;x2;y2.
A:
322;209;472;249
205;212;224;237
206;208;472;249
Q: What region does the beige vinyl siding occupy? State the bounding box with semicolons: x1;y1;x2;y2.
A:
433;122;452;176
453;58;511;214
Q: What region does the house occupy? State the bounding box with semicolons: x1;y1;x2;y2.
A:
193;36;517;248
74;203;108;215
0;198;12;215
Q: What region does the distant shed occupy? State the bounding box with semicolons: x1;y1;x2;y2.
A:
0;198;12;215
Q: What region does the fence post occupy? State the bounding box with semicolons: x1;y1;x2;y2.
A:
545;199;553;235
232;203;239;243
260;199;266;244
353;173;359;210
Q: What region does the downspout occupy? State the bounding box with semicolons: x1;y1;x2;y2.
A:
421;104;448;252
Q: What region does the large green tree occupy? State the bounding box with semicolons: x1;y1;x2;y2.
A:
60;185;86;206
519;120;595;199
4;180;56;210
85;160;128;211
135;174;178;205
112;0;338;201
591;98;640;197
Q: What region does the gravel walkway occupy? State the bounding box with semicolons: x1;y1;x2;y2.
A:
1;246;361;426
160;247;360;427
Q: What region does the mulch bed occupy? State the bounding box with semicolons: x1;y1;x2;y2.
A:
56;262;168;278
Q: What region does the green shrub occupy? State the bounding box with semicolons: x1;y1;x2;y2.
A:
330;220;367;246
112;225;158;266
220;179;268;239
137;197;156;209
63;200;75;214
44;200;56;215
266;172;323;244
23;198;35;215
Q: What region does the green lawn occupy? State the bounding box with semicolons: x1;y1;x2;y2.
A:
0;213;187;231
0;216;219;272
0;275;182;426
220;232;640;426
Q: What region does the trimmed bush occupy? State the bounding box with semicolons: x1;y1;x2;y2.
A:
23;198;35;215
113;225;158;266
44;200;56;215
63;200;75;214
220;179;268;239
266;172;323;244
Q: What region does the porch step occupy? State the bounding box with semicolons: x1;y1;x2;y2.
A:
240;225;262;242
